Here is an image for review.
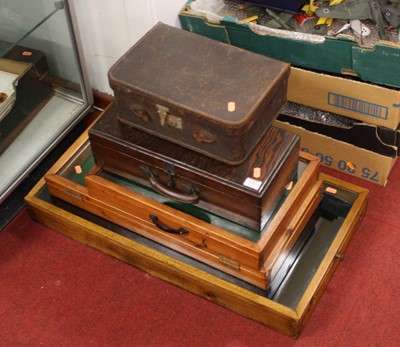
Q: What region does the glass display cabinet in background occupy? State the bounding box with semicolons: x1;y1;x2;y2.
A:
0;0;93;218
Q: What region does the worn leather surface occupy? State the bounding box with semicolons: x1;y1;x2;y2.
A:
108;23;290;164
109;22;289;124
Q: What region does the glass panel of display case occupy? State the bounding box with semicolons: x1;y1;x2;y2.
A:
0;0;92;202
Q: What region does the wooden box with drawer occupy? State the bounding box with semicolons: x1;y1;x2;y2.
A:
88;105;303;233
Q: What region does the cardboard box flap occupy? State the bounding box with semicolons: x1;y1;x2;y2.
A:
274;119;397;186
287;68;400;129
278;112;399;158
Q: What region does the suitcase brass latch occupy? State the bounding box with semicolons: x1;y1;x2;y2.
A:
156;104;182;129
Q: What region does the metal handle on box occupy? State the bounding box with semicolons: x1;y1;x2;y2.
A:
141;165;199;204
149;214;189;235
148;175;199;204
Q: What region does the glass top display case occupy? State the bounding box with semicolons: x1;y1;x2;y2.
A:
0;0;92;203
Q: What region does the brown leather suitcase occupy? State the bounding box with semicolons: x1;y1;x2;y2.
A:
109;22;290;165
88;105;300;232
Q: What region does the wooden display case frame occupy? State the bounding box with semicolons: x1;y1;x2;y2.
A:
43;134;321;290
25;126;368;338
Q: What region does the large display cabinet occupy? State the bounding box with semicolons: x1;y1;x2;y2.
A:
0;0;93;207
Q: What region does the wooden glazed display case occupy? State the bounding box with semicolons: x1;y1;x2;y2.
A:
0;0;92;204
44;139;320;290
25;123;368;338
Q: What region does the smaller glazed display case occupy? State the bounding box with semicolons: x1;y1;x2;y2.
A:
0;0;92;205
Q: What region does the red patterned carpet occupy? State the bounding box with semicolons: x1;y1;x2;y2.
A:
1;162;400;346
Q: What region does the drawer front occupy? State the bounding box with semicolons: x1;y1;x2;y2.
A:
84;175;261;268
45;173;269;288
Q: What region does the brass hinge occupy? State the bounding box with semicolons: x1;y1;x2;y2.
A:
156;104;182;129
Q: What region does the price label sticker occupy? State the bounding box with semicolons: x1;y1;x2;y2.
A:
243;177;262;190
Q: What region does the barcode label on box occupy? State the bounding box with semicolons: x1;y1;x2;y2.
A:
328;92;388;120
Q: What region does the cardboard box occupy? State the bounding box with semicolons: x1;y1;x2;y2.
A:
288;68;400;129
278;112;400;157
274;119;397;186
179;1;400;184
179;0;400;89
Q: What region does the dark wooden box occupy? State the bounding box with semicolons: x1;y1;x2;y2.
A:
88;105;300;232
109;22;290;165
0;47;53;154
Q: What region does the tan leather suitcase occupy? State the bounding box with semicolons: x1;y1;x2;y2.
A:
109;22;290;164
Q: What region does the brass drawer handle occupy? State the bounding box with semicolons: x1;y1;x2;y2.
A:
149;214;189;234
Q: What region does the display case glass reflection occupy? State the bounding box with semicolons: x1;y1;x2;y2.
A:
0;0;92;202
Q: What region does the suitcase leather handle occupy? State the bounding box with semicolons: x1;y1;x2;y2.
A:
148;175;199;204
149;214;189;234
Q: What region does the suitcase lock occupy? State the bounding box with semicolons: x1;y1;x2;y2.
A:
156;104;182;129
